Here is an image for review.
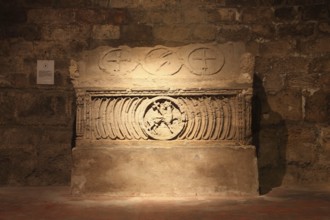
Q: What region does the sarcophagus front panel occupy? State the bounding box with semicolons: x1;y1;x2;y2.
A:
70;43;258;196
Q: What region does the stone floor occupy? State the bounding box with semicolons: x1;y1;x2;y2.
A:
0;185;329;220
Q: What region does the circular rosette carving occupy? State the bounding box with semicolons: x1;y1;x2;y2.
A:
143;48;182;75
99;48;138;74
142;97;186;140
187;46;225;75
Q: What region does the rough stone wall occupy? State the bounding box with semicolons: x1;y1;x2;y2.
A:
0;0;329;191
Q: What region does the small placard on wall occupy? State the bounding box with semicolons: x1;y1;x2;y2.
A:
37;60;54;85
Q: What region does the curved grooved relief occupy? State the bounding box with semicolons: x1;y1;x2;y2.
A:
135;97;149;140
187;98;198;140
106;99;116;139
203;98;214;140
180;98;194;140
99;98;108;139
200;98;208;140
218;100;225;140
130;98;144;140
199;99;208;140
123;98;134;140
212;102;221;140
115;98;126;140
228;100;236;140
223;99;231;139
177;98;192;140
90;96;238;141
119;98;131;140
93;98;102;140
111;98;120;139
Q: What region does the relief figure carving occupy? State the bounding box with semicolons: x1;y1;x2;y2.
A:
186;47;224;75
143;48;182;75
143;97;186;140
96;45;226;76
99;48;138;74
86;95;248;142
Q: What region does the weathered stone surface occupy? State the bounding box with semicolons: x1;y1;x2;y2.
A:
28;9;76;24
277;23;315;37
241;7;273;23
0;0;329;190
304;90;329;122
8;40;33;57
271;57;309;73
318;22;330;33
302;4;328;20
0;143;71;185
309;55;330;72
180;0;225;7
0;124;72;185
267;90;303;121
282;165;330;185
8;73;29;88
217;25;251;42
319;126;330;166
216;8;239;22
301;37;330;54
32;41;70;59
92;25;120;40
251;24;275;39
24;0;56;8
256;56;310;93
72;145;258;196
257;126;286;168
263;71;286;94
71;43;252;89
73;94;251;142
259;38;297;57
121;24;153;42
109;0;139;8
0;7;27;23
153;25;191;42
286;124;317;164
14;92;72;126
41;24;91;42
286;72;320;90
25;143;71;185
183;7;207;24
225;0;257;7
155;10;184;25
192;24;217;41
319;73;330;92
274;7;297;20
0;57;25;75
76;9;129;25
75;9;106;24
0;92;15;124
0;147;36;185
0;127;40;147
70;43;257;195
0;24;41;41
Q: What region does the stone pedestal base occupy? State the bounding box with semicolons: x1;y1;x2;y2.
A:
71;142;259;196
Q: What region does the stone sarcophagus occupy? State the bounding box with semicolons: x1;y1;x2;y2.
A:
70;43;258;196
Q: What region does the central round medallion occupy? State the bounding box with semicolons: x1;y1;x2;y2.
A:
142;97;186;140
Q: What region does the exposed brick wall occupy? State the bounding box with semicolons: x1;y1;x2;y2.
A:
0;0;329;191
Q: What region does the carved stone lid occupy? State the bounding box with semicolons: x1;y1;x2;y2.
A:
70;42;254;90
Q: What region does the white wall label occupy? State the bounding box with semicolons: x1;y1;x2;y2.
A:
37;60;54;85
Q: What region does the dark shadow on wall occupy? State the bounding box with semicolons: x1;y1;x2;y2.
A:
71;113;77;149
252;75;288;195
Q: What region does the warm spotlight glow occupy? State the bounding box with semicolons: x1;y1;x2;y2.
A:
70;43;258;196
